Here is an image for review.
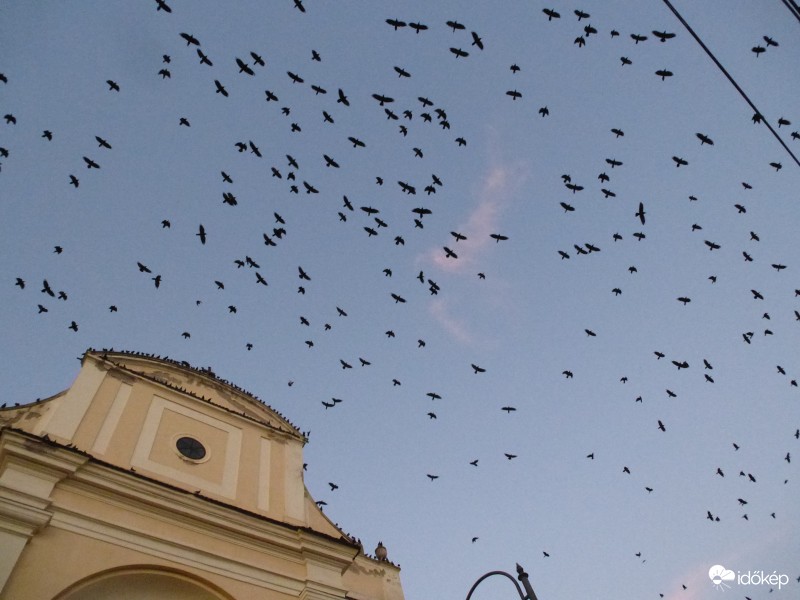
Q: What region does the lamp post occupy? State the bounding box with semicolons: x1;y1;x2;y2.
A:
465;563;539;600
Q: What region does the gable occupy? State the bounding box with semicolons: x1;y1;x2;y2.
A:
1;350;343;540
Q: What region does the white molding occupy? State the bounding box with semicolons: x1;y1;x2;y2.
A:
64;462;359;573
49;508;305;595
284;442;304;522
131;396;241;499
257;438;271;512
91;382;131;456
36;361;106;440
50;463;359;597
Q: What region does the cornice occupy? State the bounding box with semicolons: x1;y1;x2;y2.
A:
83;349;306;440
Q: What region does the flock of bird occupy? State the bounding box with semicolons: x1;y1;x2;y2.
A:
2;1;799;598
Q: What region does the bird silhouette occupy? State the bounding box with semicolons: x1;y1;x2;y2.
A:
214;80;228;97
542;8;560;20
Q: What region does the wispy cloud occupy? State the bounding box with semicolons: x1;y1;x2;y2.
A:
423;153;530;344
427;157;528;273
427;298;472;344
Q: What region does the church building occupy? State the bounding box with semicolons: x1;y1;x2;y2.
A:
0;349;404;600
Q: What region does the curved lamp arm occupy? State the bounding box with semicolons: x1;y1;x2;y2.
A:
465;564;539;600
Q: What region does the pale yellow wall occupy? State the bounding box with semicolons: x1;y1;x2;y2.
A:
56;569;231;600
3;526;299;600
6;352;310;526
0;351;405;600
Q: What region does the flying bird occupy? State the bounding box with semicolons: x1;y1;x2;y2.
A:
696;132;714;145
235;57;254;75
214;80;229;96
471;31;484;49
180;32;200;46
542;8;561;20
635;202;646;224
386;18;406;30
372;93;394;105
652;30;676;42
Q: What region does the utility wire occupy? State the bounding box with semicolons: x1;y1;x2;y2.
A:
661;0;800;168
780;0;800;24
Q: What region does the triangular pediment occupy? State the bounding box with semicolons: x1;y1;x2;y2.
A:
95;350;303;440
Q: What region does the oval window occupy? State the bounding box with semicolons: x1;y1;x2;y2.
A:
176;436;206;460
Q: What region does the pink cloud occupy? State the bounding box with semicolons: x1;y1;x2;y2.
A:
428;163;522;273
428;298;472;344
423;158;529;343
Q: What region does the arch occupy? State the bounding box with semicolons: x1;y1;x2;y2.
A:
53;565;235;600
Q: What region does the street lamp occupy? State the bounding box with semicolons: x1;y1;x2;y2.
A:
465;563;539;600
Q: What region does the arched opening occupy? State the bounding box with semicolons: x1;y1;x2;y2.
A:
53;566;234;600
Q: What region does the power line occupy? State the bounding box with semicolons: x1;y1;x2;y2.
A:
780;0;800;24
661;0;800;168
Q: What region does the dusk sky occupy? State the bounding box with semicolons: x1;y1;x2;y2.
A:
1;2;798;599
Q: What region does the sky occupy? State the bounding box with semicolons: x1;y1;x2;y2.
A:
1;1;799;599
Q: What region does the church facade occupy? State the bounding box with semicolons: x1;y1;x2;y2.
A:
0;350;404;600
